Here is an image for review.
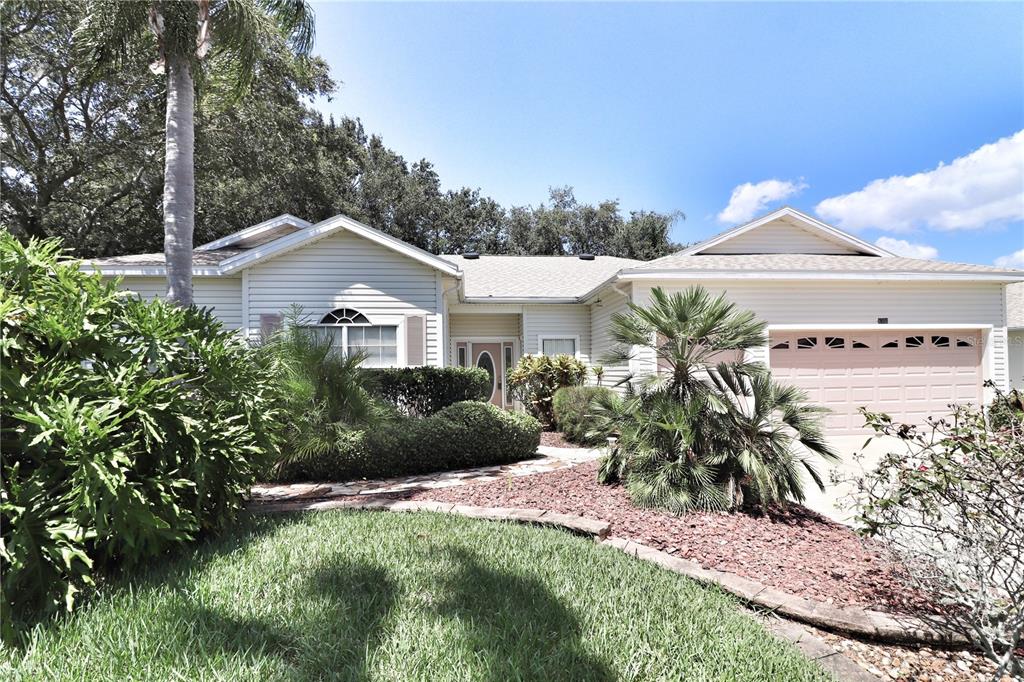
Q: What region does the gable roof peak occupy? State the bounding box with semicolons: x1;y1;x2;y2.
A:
677;207;893;258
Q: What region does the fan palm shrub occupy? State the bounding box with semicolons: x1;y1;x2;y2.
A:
254;306;387;474
596;286;838;512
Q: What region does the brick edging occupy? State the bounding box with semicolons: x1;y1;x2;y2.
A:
602;536;968;647
250;497;966;647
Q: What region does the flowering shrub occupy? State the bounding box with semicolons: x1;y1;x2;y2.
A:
845;405;1024;677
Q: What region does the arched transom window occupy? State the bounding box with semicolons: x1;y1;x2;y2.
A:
320;308;369;325
313;307;397;367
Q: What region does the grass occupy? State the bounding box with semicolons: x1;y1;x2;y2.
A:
2;511;829;681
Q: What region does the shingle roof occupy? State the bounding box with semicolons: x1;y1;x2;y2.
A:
85;248;247;268
1008;282;1024;329
628;253;1024;275
439;255;641;300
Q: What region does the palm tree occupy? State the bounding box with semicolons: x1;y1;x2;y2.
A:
603;286;767;403
596;286;837;512
710;367;839;509
75;0;315;306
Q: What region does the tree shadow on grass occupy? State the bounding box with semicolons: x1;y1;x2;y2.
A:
433;546;615;682
168;557;396;681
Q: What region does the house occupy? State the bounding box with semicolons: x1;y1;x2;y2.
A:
85;207;1024;435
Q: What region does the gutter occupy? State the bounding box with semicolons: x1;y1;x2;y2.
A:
461;296;579;304
80;265;224;277
617;270;1024;283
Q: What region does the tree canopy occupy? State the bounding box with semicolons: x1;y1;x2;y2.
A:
1;1;683;260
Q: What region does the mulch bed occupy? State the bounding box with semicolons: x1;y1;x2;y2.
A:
538;430;574;448
399;461;932;615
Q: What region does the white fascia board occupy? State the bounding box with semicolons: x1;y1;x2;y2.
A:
449;303;526;314
218;214;462;277
462;296;579;304
195;214;311;251
768;323;993;331
81;265;224;277
679;207;892;258
618;270;1024;283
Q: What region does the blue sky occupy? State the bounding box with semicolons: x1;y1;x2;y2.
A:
310;2;1024;266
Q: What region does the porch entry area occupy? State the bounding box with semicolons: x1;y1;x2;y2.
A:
449;311;523;409
454;339;518;408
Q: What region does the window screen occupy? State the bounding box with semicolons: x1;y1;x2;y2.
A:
541;338;576;356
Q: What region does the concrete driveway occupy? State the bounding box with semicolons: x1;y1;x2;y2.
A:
797;434;905;525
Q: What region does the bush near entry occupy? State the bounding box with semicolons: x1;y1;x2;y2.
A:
552;386;615;445
365;366;491;416
508;354;588;426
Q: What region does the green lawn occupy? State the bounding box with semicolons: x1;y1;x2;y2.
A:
2;511;829;681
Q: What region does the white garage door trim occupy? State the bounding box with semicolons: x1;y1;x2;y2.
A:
767;326;985;435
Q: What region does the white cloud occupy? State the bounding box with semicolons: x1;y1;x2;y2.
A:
995;249;1024;269
815;130;1024;232
717;179;807;224
874;237;938;260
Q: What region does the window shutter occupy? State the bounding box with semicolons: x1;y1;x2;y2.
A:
656;333;671;373
260;313;282;338
405;315;425;366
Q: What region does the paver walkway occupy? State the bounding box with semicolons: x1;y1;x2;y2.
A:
250;445;602;504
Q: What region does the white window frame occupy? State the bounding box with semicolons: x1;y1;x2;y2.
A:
537;334;580;359
307;311;407;368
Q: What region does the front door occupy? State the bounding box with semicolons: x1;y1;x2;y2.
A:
472;342;502;407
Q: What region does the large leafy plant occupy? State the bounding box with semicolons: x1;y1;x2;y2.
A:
0;234;277;641
596;286;837;512
508;354;588;426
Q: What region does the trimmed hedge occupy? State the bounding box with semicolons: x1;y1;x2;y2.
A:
277;401;541;481
365;366;491;416
553;385;615;445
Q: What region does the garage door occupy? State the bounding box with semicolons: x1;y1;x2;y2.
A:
768;330;983;435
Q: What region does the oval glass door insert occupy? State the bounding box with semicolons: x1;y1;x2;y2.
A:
476;351;496;397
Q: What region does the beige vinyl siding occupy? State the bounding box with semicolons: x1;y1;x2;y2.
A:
245;230;443;366
634;279;1010;393
449;313;521;339
523;304;592;364
589;288;631;388
112;276;243;330
701;221;861;255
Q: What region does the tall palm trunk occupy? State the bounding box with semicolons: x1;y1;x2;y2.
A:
162;52;195;306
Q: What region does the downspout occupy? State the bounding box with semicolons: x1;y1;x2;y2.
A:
441;276;462;366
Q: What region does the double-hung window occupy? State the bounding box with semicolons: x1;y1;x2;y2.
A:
540;336;577;357
315;308;398;367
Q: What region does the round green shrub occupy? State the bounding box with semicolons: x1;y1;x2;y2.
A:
552;386;615;445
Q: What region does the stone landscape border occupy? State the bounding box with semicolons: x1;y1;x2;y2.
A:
250;497;968;648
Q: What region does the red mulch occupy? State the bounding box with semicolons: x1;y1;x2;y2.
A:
400;461;932;614
539;430;574;448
